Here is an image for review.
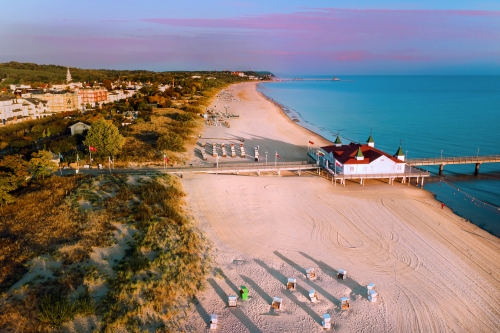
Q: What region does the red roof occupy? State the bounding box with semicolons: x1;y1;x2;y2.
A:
321;143;404;165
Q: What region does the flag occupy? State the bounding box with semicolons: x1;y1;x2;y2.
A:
335;160;343;167
318;151;325;156
89;146;97;152
276;152;280;159
164;157;168;162
308;141;314;145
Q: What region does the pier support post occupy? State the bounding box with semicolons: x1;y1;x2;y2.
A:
278;169;281;176
257;169;260;176
298;169;301;176
439;164;444;175
475;163;480;175
421;177;425;188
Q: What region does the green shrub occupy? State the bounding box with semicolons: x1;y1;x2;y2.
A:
38;293;77;326
156;132;184;152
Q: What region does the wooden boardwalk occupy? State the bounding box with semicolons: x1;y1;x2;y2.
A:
407;155;500;174
164;161;319;176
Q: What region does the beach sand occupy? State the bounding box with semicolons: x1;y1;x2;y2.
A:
181;82;500;332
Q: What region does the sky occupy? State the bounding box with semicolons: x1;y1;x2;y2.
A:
1;0;499;75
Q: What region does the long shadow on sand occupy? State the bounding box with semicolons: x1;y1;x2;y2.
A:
193;296;211;327
272;252;341;307
254;259;324;325
299;251;367;299
207;278;262;333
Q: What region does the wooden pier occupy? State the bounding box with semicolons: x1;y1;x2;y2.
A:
162;161;319;176
407;155;500;175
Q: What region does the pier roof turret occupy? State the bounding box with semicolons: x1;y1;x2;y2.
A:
394;146;405;161
334;135;342;147
367;133;375;147
355;147;364;160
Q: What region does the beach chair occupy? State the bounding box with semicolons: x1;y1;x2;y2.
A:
337;269;347;280
271;296;283;310
287;278;296;290
209;314;218;329
340;297;350;310
228;295;237;307
322;314;331;329
367;283;375;295
368;289;378;302
309;289;318;302
306;268;316;280
240;286;248;300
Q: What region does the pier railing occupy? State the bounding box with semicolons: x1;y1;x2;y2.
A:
407;155;500;166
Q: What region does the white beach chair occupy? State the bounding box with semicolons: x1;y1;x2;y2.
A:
306;268;316;280
368;289;378;302
340;297;350;310
271;296;283;310
322;314;331;329
209;314;218;329
367;283;375;295
287;278;296;290
337;269;347;280
228;295;237;307
309;289;318;302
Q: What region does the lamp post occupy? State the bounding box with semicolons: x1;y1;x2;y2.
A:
441;150;443;160
406;150;408;161
265;152;268;167
215;153;219;174
477;148;480;158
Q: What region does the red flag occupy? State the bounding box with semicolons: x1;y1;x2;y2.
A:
164;157;168;162
89;146;97;152
308;141;314;145
335;160;342;167
276;152;280;159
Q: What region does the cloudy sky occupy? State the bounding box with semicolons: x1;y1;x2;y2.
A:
1;0;499;75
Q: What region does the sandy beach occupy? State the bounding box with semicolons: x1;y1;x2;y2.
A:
181;82;500;332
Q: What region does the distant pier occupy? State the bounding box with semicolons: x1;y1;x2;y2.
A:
407;155;500;175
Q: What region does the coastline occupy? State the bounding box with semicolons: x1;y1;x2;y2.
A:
181;82;500;332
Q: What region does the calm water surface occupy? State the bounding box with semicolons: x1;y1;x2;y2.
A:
258;76;500;237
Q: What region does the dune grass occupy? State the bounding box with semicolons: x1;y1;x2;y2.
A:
0;173;211;332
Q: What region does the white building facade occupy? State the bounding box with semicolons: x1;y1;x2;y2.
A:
320;135;406;176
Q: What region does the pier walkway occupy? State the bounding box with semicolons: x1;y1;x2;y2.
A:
407;155;500;174
164;161;319;176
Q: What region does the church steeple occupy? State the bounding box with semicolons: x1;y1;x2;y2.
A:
66;67;72;83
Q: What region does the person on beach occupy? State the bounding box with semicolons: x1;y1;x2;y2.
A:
441;203;445;209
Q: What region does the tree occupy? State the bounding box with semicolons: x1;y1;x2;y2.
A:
83;119;125;157
157;132;184;152
29;150;58;180
0;154;29;187
0;172;18;207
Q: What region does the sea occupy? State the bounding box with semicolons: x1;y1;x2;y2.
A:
257;76;500;238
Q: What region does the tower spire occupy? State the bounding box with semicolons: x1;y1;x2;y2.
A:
66;67;72;83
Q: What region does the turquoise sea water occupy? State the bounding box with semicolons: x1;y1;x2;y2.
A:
257;76;500;237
